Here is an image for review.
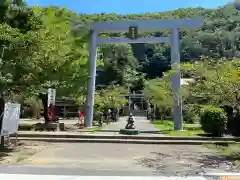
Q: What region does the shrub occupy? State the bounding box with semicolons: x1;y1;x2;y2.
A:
218;106;240;137
220;105;234;133
183;104;200;124
232;112;240;137
200;106;227;137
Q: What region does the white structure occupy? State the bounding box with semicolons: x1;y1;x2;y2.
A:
48;88;56;106
1;103;21;136
84;18;204;130
181;78;194;86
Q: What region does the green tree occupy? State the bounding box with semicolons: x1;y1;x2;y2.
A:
181;59;240;108
143;72;173;119
97;44;138;86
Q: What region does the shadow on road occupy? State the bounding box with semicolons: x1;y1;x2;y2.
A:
0;146;15;162
136;152;170;171
196;154;239;171
136;149;238;176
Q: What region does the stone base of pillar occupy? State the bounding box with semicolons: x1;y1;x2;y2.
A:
119;129;140;135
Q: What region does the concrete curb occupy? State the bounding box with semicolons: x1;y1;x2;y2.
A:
15;137;240;145
16;132;240;141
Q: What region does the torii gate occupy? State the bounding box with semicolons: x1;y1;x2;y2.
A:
84;17;204;130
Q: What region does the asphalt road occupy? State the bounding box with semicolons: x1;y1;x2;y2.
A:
19;143;237;175
0;142;235;180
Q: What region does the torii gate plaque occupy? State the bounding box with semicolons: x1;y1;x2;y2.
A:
84;17;204;130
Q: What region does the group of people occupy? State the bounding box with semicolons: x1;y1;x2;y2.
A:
147;104;155;121
97;108;121;127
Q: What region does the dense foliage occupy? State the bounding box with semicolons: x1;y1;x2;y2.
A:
144;58;240;135
1;2;240;96
76;85;128;113
1;1;240;130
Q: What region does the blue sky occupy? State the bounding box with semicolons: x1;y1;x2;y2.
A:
25;0;234;14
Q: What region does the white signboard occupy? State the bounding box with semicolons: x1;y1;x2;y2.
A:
1;103;21;136
48;88;56;106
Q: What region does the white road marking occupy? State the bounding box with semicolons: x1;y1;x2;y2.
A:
202;173;240;176
0;174;208;180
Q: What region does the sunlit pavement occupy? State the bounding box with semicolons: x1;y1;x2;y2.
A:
17;143;238;175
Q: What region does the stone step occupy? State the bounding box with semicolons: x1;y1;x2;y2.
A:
15;137;240;145
132;111;147;116
16;132;240;141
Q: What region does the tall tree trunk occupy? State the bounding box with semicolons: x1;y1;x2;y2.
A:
32;105;41;119
36;106;40;119
39;93;48;123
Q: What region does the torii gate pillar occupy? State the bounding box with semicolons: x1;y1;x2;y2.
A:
85;30;98;128
84;18;204;130
171;28;182;130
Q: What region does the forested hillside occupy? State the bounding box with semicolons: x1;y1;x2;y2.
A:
75;4;240;90
0;0;239;101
